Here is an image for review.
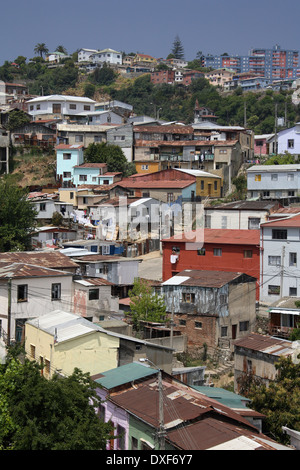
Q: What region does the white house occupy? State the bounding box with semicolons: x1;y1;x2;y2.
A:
46;52;70;63
91;48;122;66
78;48;99;62
260;213;300;303
27;95;96;121
268;122;300;156
204;200;281;230
0;263;74;342
247;164;300;200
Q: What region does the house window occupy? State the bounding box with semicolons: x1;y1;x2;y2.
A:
69;104;77;110
268;285;280;295
288;139;294;149
255;174;261;181
287;173;294;181
220;294;227;305
70;192;74;199
248;217;260;230
167;193;174;203
79;175;87;181
288;191;295;197
197;248;206;256
290;287;297;296
244;250;253;258
75;135;83;142
179;319;186;326
239;321;249;332
63;153;71;160
201;180;204;190
63;172;71;178
272;229;287;240
213;248;222;256
141;165;149;170
84;105;91;111
30;344;36;359
182;292;195;303
131;437;138;450
94;135;102;142
268;255;281;266
17;284;28;302
53;104;61;113
39;202;46;211
205;215;211;228
98;404;105;420
289;252;297;266
195;321;202;329
45;359;51;375
263;191;270;197
221;216;227;229
51;283;61;300
271;174;278;181
89;288;99;300
214;181;218;191
221;326;228;337
117;425;125;450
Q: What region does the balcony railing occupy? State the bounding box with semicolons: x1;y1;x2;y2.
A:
269;325;293;339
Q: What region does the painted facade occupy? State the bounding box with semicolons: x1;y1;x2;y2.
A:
162;229;260;299
56;144;84;185
27;95;96;120
25;310;120;379
260;213;300;302
247;164;300;199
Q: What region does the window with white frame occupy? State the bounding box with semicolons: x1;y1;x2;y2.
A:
268;255;281;266
289;252;297;266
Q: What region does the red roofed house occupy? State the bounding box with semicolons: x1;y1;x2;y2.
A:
162;228;260;299
110;168;196;204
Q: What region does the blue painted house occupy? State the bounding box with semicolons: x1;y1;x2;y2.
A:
56;144;84;185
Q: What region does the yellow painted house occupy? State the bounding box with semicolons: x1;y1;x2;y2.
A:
175;169;223;198
25;310;119;379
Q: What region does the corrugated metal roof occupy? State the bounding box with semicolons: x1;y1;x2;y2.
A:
0;263;72;279
234;333;294;356
93;362;158;389
27;310;106;343
163;270;252;288
0;251;79;269
163;228;260;245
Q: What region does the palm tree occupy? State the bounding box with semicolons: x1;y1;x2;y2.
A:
55;45;68;55
34;43;49;58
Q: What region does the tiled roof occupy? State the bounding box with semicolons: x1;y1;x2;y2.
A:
56;144;84;150
261;213;300;227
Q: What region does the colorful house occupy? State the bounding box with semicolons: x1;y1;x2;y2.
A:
162;229;261;299
25;310;120;379
56;144;84;185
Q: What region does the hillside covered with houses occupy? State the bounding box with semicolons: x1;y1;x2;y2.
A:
0;41;300;452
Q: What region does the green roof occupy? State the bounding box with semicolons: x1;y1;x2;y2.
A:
193;386;250;409
93;362;158;390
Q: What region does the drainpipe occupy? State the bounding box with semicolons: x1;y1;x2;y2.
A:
7;278;11;346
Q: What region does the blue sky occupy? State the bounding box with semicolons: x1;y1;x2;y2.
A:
1;0;300;65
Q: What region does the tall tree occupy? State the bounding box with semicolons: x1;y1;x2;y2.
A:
55;45;68;55
128;278;166;331
171;35;185;60
240;356;300;445
0;178;37;251
0;349;113;450
84;142;135;176
34;43;49;58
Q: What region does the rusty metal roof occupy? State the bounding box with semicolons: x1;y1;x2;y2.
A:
0;263;72;279
234;333;294;357
162;270;254;288
0;251;79;269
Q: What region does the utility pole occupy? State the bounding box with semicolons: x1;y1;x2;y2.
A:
157;368;165;450
7;278;11;346
274;103;278;155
